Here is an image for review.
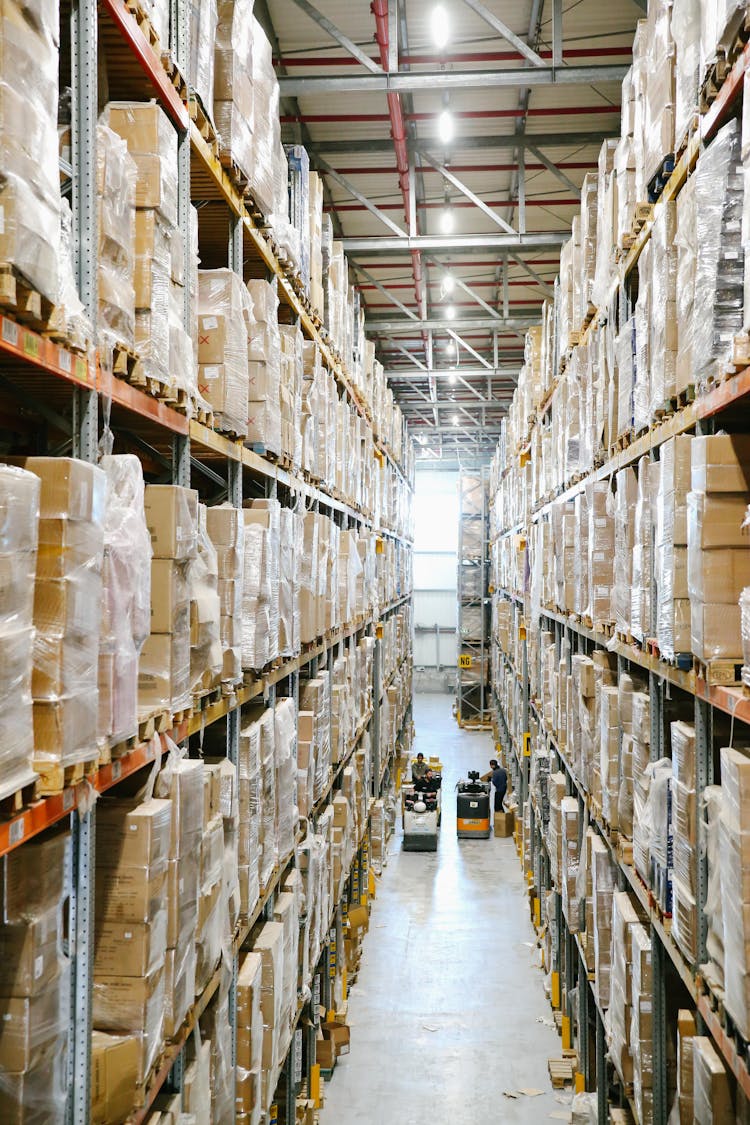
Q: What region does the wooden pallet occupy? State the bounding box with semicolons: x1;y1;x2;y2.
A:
647;154;675;202
0;264;58;332
137;707;172;743
34;752;98;796
111;340;146;386
695;657;743;686
547;1053;576;1088
124;0;161;48
191;684;223;714
0;770;40;818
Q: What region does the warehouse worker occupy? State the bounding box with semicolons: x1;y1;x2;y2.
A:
412;752;428;780
488;759;508;813
414;768;438;793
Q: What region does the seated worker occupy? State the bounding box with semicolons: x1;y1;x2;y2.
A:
412;752;428;780
414;769;440;793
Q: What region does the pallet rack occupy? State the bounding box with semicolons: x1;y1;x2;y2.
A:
0;0;414;1121
455;468;491;729
490;35;750;1125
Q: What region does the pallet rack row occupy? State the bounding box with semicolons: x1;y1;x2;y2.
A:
455;468;492;730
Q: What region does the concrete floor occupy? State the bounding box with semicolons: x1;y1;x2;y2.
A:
319;693;568;1124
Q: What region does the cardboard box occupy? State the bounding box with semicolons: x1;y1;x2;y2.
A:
143;485;198;560
493;806;516;839
150;560;189;634
687;492;750;548
321;1019;350;1057
33;693;96;760
688;547;750;603
20;457;106;523
0;829;69;923
0;912;60;996
94;915;167;977
0;982;66;1071
138;631;190;709
691;435;750;492
95;865;166;923
96;799;172;869
691;602;743;661
91;1030;141;1125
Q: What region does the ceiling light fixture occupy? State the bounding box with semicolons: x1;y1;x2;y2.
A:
449;372;457;384
445;304;456;321
431;4;450;50
437;109;454;144
443;272;455;295
452;414;459;426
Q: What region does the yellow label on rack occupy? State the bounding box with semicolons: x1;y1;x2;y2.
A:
311;1065;321;1106
519;624;527;641
551;971;560;1010
523;732;531;756
459;654;472;668
562;1014;572;1050
376;537;384;554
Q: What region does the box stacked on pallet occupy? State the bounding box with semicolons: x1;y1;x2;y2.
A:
692;1035;732;1122
105;103;178;396
300;673;332;805
213;0;254;182
591;834;616;1010
608;891;640;1089
676;1009;697;1125
718;746;750;1040
198;269;252;438
200;980;235;1122
0;465;39;790
94;796;171;1089
0;830;70;1122
655;436;692;661
154;750;202;1040
671;721;698;962
206;504;244;686
688;434;750;662
560;796;581;931
141;485;198;717
241;499;280;671
196;763;228;993
0;0;63;308
279;324;303;468
237;718;261;920
308;171;324;314
25;458;106;783
631;921;654;1124
236;951;263;1124
631;456;654;645
189;0;217;121
247;280;282;456
99;456;152;748
599;685;620;829
97;123;137;361
187;505;222;696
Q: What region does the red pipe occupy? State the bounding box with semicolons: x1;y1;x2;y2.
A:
282;105;619;124
370;0;425;334
275;46;633;67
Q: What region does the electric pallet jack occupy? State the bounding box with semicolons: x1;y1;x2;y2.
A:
456;771;491;839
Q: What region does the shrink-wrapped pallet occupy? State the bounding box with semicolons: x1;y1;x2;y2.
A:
198;268;252;438
214;0;254;180
97;124;137;357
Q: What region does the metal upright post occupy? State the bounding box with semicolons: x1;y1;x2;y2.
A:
652;930;668;1125
578;950;590;1087
695;695;713;969
372;630;382;793
69;0;98;1115
596;1009;607;1125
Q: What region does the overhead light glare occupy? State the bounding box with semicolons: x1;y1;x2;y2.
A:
445;304;456;321
443;273;455;295
452;414;459;426
440;206;454;234
449;372;456;384
438;109;454;144
431;4;450;50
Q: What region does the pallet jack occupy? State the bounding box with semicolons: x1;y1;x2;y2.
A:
456;771;491;839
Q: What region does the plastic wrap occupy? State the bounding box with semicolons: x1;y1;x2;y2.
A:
214;0;253;179
703;784;725;985
0;1034;68;1123
673;0;701;149
241;500;281;670
718;746;750;1037
278;506;301;658
649;201;678;415
692;1035;732;1123
189;0;217;121
248;18;278;217
238;718;261;918
687;489;748;660
97;124;136;357
199;985;234;1124
236;951;264;1125
274;698;297;863
693;119;744;387
187;505;222;695
197;269;252;438
206;504;244;684
258;709;277;888
99;455;151;745
0;465;39;787
630;921;653;1124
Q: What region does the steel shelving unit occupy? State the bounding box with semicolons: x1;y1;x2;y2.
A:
456;467;492;729
487;36;750;1125
0;0;415;1120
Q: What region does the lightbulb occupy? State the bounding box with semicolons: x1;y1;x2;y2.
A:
440;207;454;234
452;414;459;426
443;339;455;353
431;4;450;50
443;273;455;295
449;372;457;384
445;304;456;320
438;109;454;144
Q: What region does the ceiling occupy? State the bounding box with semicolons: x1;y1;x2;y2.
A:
259;0;644;466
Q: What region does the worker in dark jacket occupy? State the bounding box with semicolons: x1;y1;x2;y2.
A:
412;752;428;780
487;759;508;812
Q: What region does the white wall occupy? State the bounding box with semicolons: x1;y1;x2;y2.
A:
413;471;458;669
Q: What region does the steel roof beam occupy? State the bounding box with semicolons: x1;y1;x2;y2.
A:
344;232;567;254
525;143;582;197
458;0;546;66
315;156;407;237
420;153;515;235
304;130;617;155
286;0;383;73
385;367;520;379
353;262;418;319
278;64;628;96
368;315;536;332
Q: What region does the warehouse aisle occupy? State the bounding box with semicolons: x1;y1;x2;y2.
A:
319;692;564;1124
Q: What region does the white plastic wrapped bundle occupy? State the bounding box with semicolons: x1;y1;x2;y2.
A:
718;746;750;1038
54;197;91;352
236;952;264;1125
631;457;653;644
692;1035;732;1123
103;102;177;226
692;119;745;387
0;465;39;788
607;891;637;1086
198;269;252;438
700;0;745;83
189;0;217;120
675;173;697;391
237;719;261;920
639;0;675;193
0;0;61;302
673;0;701;149
214;0;254;180
200;985;234;1124
99;455;152;746
97;124;136;356
278;506;300;659
614;136;637;249
630;922;654;1124
258;709;277;887
187;505;222;695
649;201;678;415
274;698;297;864
0;959;70;1121
703;784;725;986
248;17;278;217
591;834;615;1009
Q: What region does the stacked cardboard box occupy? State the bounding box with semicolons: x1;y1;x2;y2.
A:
97;123;137;359
105;103;178;394
154;752;203;1040
94;796;171;1087
608;891;640;1090
591;835;615;1010
692;1035;732;1122
198;269;252;438
141;485;198;715
24;458;106;776
206;504;244;685
676;1010;697;1125
99;455;152;746
688;434;750;661
213;0;254;183
241;499;281;670
187;506;222;695
671;721;698;962
655;436;692;660
718;746;750;1039
237;718;262;919
247;280;282;455
236;952;263;1124
196;764;228;993
630;922;654;1124
0;465;39;789
0;830;70;1122
201;982;235;1122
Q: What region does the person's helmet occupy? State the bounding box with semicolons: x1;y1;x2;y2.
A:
414;800;426;813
